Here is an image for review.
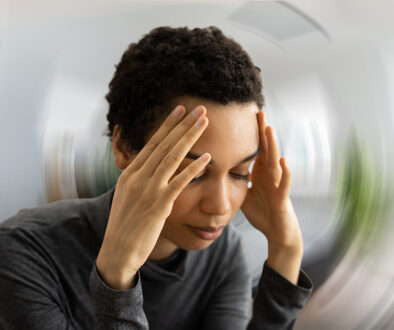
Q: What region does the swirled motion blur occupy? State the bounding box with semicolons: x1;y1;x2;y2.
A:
0;1;393;329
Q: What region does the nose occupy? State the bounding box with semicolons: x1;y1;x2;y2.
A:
200;178;232;216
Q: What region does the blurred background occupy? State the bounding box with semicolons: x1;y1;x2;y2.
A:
1;0;394;328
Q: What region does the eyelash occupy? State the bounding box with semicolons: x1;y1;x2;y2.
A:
189;172;250;184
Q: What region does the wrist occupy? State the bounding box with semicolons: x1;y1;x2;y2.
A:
268;240;303;257
266;243;303;286
96;261;138;290
96;251;139;290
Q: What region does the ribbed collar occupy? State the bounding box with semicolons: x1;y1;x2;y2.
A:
142;249;188;282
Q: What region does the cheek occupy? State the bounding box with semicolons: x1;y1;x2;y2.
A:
234;185;249;207
167;189;196;219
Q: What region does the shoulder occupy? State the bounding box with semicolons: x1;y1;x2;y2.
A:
3;197;93;228
1;188;114;227
0;188;114;248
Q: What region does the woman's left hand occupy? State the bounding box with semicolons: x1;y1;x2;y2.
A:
240;110;303;253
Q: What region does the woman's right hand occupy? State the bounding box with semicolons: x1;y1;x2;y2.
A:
96;105;210;290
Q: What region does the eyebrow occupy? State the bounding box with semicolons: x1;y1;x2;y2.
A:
185;148;261;166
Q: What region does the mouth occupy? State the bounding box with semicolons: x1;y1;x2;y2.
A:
188;225;225;240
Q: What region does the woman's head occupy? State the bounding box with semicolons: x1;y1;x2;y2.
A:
107;26;264;256
105;25;264;153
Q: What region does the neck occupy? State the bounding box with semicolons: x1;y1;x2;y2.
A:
148;234;179;261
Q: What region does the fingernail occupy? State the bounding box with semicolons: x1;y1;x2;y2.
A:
194;117;205;127
199;153;210;162
192;106;204;118
172;106;184;117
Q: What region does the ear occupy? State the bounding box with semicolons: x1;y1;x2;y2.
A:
112;125;137;170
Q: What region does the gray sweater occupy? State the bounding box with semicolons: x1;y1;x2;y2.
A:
0;188;313;330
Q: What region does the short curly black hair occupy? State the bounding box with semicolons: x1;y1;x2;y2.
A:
105;26;264;152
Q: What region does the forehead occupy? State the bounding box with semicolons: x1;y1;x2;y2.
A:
177;96;260;167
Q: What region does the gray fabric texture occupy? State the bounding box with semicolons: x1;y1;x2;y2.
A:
0;188;313;329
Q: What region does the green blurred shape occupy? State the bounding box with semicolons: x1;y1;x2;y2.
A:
91;140;121;196
334;129;392;258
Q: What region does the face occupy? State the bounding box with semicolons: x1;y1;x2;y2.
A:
151;96;260;257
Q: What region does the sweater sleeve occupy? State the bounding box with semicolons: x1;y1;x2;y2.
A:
199;232;313;330
0;229;72;330
89;263;149;329
247;261;313;330
0;222;148;330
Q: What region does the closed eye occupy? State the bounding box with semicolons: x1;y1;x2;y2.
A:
189;172;250;184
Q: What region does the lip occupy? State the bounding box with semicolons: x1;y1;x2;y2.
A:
188;225;225;240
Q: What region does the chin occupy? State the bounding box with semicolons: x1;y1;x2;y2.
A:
167;230;217;251
176;239;214;251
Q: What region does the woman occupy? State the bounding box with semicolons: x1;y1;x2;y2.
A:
0;26;312;329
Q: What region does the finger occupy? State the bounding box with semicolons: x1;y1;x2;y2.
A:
125;105;186;173
165;153;211;203
278;157;291;198
258;110;269;162
266;126;280;168
140;105;207;178
127;106;206;177
154;116;209;183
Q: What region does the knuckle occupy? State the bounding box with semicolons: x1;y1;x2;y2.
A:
182;132;198;148
185;129;197;141
190;162;202;175
146;138;159;152
164;116;175;127
170;181;183;193
158;141;172;154
162;153;178;167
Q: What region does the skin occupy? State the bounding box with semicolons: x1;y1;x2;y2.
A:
148;97;260;259
97;96;303;290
